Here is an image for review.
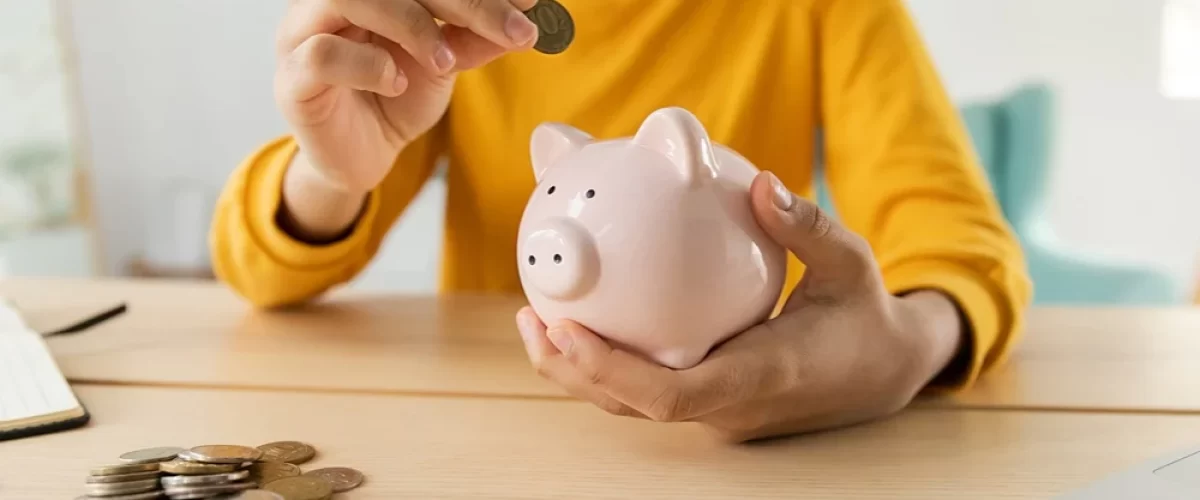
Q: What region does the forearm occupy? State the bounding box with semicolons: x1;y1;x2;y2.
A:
279;152;370;243
818;0;1033;389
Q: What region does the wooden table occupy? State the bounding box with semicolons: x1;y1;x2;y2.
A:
3;384;1200;499
4;277;1200;498
4;278;1200;412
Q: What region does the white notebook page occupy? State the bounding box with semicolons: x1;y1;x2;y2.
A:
0;302;79;424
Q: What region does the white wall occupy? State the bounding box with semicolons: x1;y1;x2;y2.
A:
57;0;1200;295
908;0;1200;290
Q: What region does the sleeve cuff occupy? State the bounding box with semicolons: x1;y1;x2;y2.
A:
882;260;1009;392
242;138;382;270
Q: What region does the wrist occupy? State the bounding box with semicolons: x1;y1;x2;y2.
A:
279;152;371;244
894;289;967;386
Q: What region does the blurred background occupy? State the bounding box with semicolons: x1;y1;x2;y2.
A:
1;0;1197;305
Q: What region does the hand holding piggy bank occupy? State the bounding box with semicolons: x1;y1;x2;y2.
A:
516;107;788;369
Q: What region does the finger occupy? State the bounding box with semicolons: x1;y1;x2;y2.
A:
750;171;878;298
282;33;407;103
276;1;353;55
417;0;538;50
546;321;732;423
441;24;507;70
515;308;646;419
333;0;457;75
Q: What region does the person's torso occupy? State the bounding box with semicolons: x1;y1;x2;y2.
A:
440;0;820;292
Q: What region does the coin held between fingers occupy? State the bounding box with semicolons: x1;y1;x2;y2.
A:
524;0;574;54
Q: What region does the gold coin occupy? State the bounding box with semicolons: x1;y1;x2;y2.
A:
89;463;160;476
262;476;333;500
119;446;184;464
186;445;264;464
247;462;302;486
256;441;316;465
160;459;238;475
524;0;574;54
302;467;364;493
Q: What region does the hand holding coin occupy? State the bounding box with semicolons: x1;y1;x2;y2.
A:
276;0;547;206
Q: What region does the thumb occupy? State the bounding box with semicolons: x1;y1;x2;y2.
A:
750;171;878;296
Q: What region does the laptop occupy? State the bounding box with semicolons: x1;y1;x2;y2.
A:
1059;446;1200;499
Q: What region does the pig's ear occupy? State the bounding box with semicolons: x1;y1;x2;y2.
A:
632;107;718;186
531;123;591;182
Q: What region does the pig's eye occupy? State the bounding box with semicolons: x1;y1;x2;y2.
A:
585;189;595;199
547;186;556;195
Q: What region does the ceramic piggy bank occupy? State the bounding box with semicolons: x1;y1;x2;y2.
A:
516;107;787;369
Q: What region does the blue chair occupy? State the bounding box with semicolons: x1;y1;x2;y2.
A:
815;83;1183;305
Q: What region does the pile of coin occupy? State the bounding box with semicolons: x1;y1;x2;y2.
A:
79;441;364;499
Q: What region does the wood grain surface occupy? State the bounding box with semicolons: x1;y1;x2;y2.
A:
4;278;1199;413
3;385;1200;499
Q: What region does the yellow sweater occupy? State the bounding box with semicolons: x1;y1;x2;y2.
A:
210;0;1031;389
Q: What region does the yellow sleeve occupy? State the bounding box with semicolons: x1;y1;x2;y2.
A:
208;124;445;308
816;0;1033;390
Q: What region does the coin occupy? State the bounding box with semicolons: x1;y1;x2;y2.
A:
185;445;264;464
83;477;159;496
247;462;302;486
163;481;256;499
524;0;574;54
211;490;285;500
160;459;239;475
89;463;161;476
74;491;164;500
256;441;315;465
85;470;162;484
162;469;250;487
262;476;334;500
119;446;184;464
301;467;363;493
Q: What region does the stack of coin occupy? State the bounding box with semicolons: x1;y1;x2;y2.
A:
79;441;364;499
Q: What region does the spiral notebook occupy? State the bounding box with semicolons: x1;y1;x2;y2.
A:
0;300;90;441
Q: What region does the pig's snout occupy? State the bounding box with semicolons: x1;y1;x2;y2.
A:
520;218;599;300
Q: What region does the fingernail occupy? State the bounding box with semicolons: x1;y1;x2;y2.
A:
433;42;456;72
505;10;538;46
766;172;794;211
547;327;573;354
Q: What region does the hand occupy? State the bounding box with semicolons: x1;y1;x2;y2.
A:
515;171;966;442
276;0;539;194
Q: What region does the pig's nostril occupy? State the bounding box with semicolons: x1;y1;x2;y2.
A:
528;255;536;265
553;254;562;264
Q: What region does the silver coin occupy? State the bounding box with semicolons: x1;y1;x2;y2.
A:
119;446;184;464
85;471;162;484
74;491;164;500
211;490;285;500
161;470;249;487
84;478;160;496
163;481;256;499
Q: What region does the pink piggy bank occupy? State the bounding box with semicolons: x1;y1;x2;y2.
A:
516;107;787;369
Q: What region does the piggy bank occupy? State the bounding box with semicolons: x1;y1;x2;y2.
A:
516;107;787;369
